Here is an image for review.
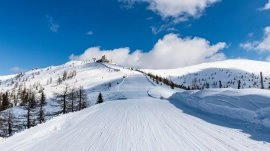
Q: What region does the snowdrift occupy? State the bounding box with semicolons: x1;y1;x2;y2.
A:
170;88;270;128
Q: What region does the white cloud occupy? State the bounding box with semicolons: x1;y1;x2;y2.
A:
240;26;270;52
70;33;227;69
263;0;270;10
119;0;219;20
151;24;178;35
10;66;26;73
46;15;59;32
86;31;93;36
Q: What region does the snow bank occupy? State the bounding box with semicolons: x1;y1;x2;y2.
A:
170;88;270;128
147;87;182;99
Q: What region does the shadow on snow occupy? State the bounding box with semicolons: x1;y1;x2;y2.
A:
168;94;270;143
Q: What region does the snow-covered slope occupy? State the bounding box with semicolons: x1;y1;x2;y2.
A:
0;74;270;151
0;74;16;81
1;60;270;150
0;61;132;101
170;88;270;128
144;59;270;89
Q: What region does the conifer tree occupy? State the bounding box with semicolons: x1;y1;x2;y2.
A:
54;85;69;114
77;86;87;111
62;71;68;81
7;111;14;136
20;90;37;129
0;110;15;137
1;92;10;111
25;91;37;128
68;88;76;112
38;90;46;124
96;92;104;104
238;80;241;89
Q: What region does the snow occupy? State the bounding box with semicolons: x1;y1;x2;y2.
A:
0;59;270;150
170;88;270;128
144;59;270;76
143;59;270;89
0;74;16;81
0;61;132;100
0;71;270;150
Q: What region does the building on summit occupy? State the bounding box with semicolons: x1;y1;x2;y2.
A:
96;55;110;63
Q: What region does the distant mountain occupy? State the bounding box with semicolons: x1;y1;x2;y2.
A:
143;59;270;89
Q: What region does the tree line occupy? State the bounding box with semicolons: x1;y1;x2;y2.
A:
0;88;47;137
135;69;189;90
0;85;92;137
137;69;264;90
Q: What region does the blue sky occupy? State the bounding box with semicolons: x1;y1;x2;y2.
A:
0;0;270;74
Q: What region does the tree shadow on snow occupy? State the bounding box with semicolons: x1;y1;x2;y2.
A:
168;96;270;143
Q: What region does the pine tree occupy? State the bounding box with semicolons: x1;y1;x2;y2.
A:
0;111;4;137
57;77;62;85
238;80;241;89
0;110;15;137
26;91;37;128
62;71;68;81
77;86;87;111
7;111;14;136
170;82;174;89
20;87;28;105
68;88;76;112
38;90;46;124
96;92;104;104
219;81;222;88
54;85;69;114
0;92;3;111
21;90;37;129
1;92;10;111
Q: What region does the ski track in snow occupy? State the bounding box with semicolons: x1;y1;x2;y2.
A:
0;73;270;151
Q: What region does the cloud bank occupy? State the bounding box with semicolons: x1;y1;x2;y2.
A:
119;0;219;20
240;26;270;52
70;33;227;69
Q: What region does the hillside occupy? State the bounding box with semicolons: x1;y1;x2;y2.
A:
143;59;270;89
0;61;136;136
1;73;270;151
0;61;131;99
0;60;270;150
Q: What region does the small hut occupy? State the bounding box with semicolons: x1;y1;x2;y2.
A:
96;55;110;63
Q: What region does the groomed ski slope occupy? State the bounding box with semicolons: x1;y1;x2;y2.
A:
0;74;270;151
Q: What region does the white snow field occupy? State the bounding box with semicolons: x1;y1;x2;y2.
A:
1;69;270;150
144;59;270;89
0;59;270;150
170;88;270;129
